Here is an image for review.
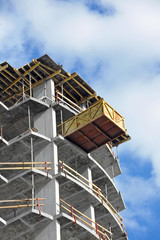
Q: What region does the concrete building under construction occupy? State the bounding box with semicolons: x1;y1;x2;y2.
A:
0;55;130;240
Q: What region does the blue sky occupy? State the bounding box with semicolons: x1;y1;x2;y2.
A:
0;0;160;239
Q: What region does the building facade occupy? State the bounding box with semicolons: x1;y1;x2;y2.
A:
0;55;130;240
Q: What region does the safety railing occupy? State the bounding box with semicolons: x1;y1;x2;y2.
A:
60;198;112;240
0;162;51;172
59;160;125;230
55;90;83;114
57;99;125;136
0;198;45;215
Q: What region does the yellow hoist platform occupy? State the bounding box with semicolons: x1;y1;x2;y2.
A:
57;99;130;153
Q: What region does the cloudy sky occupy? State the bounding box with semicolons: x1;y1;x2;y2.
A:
0;0;160;239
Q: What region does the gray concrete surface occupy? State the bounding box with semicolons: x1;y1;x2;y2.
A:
0;78;127;240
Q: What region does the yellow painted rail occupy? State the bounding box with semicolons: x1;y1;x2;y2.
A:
0;161;51;171
59;161;125;230
60;198;112;240
0;198;45;209
57;99;125;136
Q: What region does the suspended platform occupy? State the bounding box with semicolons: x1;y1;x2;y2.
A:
57;99;130;153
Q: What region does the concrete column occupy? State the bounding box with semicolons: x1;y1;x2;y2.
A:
82;167;92;189
83;204;95;228
35;219;60;240
33;79;60;240
105;184;108;199
33;79;55;102
81;167;95;228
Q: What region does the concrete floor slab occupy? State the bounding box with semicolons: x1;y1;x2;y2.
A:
91;145;121;178
0;98;49;141
0;209;53;240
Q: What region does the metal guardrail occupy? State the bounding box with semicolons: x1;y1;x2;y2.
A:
0;198;45;211
57;99;125;136
60;198;112;240
0;162;51;171
59;161;125;230
55;91;83;113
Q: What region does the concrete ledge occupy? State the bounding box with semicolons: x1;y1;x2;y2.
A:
0;97;49;115
0;130;51;150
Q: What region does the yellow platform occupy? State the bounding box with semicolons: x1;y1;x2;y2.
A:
57;99;130;152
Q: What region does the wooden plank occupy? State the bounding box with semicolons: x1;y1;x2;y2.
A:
55;73;78;87
2;62;40;93
0;198;45;203
3;70;61;103
0;167;51;170
72;77;93;95
0;64;8;72
0;204;44;209
66;81;84;99
0;162;51;165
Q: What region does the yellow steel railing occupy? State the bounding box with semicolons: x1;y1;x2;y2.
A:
0;198;45;209
60;198;112;240
57;99;125;136
59;161;125;230
0;162;51;171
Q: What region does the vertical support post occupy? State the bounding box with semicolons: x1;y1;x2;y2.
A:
44;81;47;98
22;76;25;101
1;125;3;138
60;110;63;124
29;73;32;97
109;226;112;240
82;167;95;228
105;184;108;199
28;106;31;130
86;99;89;108
116;146;119;162
31;137;34;168
60;83;64;124
31;137;34;208
82;167;92;189
32;174;35;209
111;164;115;183
61;82;63;101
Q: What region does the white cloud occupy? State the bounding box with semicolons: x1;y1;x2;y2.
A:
0;0;159;180
116;173;160;231
0;0;160;235
0;0;159;184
